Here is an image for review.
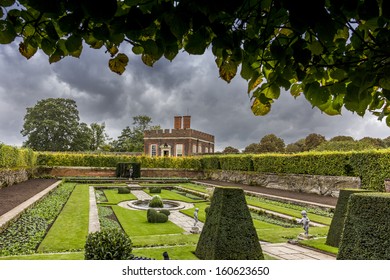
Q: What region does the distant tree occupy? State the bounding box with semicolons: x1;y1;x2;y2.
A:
72;122;93;151
258;134;285;153
330;136;355;142
90;122;108;151
285;139;306;153
304;133;326;151
383;136;390;148
21;98;81;151
113;115;160;152
358;137;386;148
243;143;261;154
315;141;374;152
222;146;240;154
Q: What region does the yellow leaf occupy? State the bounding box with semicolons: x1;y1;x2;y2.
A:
108;53;129;75
19;42;37;60
247;75;263;93
219;60;237;83
251;98;271;116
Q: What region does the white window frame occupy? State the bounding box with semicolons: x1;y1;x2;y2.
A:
176;144;183;157
150;144;157;157
192;144;197;154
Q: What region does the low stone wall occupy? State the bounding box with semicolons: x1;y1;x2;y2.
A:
38;166;116;177
141;168;204;178
205;170;361;197
0;169;30;189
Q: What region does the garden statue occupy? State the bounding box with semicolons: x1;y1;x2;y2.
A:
163;251;169;260
298;210;310;236
128;166;133;179
193;208;199;227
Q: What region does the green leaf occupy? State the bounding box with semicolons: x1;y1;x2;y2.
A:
0;0;15;7
141;53;156;67
0;20;16;44
261;83;281;99
184;31;208;55
65;35;82;53
304;82;330;107
251;98;271;116
132;45;144;55
290;83;302;98
19;41;37;59
108;53;129;75
379;76;390;90
386;115;390;127
164;44;178;61
308;41;323;56
41;38;56;56
330;69;347;81
247;74;263;93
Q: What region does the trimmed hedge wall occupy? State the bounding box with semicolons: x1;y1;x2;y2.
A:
14;149;390;191
0;144;36;168
195;187;263;260
326;189;372;248
337;193;390;259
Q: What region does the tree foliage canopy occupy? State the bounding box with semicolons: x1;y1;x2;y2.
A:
1;0;390;123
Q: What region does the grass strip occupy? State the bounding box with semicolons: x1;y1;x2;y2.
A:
246;196;332;225
112;206;184;238
299;237;338;255
37;184;89;253
101;188;137;204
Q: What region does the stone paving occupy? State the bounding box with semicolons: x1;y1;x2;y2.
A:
261;242;336;260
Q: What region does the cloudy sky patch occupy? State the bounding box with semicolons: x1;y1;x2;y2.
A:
1;42;389;151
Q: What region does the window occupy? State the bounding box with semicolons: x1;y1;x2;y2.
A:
150;144;157;157
205;147;209;153
192;144;197;154
198;144;202;154
176;144;183;157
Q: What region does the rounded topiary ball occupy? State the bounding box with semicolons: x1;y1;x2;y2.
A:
148;195;164;208
84;229;133;260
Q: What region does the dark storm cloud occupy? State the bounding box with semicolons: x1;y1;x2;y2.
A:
1;42;390;150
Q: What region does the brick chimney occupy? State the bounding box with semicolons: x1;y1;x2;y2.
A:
174;116;182;129
183;116;191;129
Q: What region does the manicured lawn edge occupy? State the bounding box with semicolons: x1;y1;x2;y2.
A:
37;184;90;253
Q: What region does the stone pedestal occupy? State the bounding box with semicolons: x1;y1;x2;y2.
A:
298;233;314;240
190;226;200;234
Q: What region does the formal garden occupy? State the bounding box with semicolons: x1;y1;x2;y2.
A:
1;145;390;260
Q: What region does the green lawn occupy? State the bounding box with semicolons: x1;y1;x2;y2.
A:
147;189;201;203
37;184;90;253
299;237;338;255
0;252;85;260
177;183;209;193
102;188;137;204
112;206;185;238
246;196;332;225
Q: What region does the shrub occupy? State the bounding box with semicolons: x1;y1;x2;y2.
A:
337;193;390;259
326;188;372;247
159;209;171;217
117;187;130;194
84;229;133;260
149;187;161;194
195;187;264;260
146;209;169;223
148;195;164;208
0;145;36;168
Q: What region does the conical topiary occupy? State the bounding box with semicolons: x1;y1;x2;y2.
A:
195;186;263;260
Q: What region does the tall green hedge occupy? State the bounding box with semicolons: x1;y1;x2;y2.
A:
326;188;372;248
24;149;390;191
337;193;390;259
195;187;263;260
0;144;36;168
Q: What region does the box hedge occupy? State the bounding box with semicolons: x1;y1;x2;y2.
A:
326;188;372;248
195;187;263;260
337;193;390;259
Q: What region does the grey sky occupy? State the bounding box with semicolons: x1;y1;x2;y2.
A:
1;42;389;151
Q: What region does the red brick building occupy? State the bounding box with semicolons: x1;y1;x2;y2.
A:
144;116;215;157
